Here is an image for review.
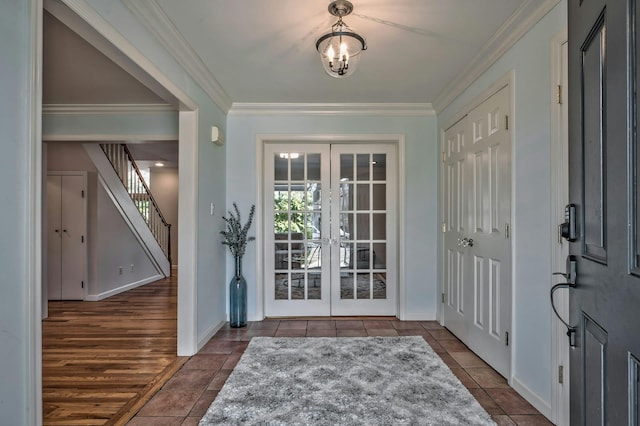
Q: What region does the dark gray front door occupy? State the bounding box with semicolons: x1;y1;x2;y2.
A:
569;1;640;424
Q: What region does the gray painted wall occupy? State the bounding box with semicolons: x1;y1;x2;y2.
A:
226;113;439;321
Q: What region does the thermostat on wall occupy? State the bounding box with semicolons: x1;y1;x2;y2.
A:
212;126;224;146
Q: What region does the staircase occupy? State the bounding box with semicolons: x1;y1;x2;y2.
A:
84;143;171;277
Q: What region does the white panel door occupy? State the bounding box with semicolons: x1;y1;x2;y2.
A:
443;118;469;342
47;174;86;301
264;143;397;317
47;175;63;300
443;85;512;378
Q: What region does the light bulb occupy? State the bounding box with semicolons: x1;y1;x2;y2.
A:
327;45;335;62
340;42;347;59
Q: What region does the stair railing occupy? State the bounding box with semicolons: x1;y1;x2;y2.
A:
100;144;171;263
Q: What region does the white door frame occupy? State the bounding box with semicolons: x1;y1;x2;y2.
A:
29;4;203;422
49;1;201;357
550;28;570;426
254;134;407;320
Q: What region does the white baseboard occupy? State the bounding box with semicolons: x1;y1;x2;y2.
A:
511;375;553;420
85;274;163;301
401;311;437;321
197;319;226;352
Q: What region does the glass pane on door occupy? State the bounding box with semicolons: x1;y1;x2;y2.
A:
273;152;324;302
338;153;388;301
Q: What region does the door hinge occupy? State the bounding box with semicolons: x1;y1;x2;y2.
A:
81;235;84;243
442;151;446;163
558;365;564;384
505;331;510;346
81;281;84;289
505;223;510;239
441;292;446;303
505;115;509;131
556;85;563;104
442;222;447;233
81;190;85;198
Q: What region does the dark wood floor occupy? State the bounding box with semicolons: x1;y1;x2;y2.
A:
43;276;552;425
42;276;185;425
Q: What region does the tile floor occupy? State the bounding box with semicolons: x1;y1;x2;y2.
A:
128;319;553;425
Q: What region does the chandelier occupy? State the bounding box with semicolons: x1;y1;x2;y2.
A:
315;0;367;78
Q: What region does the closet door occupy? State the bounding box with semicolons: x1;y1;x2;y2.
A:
442;84;512;378
47;174;86;301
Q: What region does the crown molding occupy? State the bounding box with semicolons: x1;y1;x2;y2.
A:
123;0;232;113
42;103;176;115
228;103;436;117
433;0;561;113
42;133;177;141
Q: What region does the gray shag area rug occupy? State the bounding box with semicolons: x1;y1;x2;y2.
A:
200;336;495;425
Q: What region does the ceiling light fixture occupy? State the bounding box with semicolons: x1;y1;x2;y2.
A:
154;162;165;167
315;0;367;78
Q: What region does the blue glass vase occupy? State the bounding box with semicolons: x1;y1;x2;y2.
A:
229;256;247;328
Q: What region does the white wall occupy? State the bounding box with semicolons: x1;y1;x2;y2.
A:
0;0;40;423
226;112;438;321
47;142;161;299
438;1;567;413
150;167;179;266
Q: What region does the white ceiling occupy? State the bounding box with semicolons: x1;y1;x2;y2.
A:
152;0;528;104
43;1;538;106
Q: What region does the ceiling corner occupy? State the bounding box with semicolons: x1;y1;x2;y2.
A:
123;0;233;113
432;0;562;113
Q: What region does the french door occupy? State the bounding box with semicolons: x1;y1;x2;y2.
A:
442;84;512;378
264;143;397;317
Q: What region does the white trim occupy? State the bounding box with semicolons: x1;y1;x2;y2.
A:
397;134;407;320
60;0;197;111
511;375;553;420
42;103;176;115
549;28;570;426
122;0;232;113
255;133;406;319
177;110;199;356
442;72;515;131
253;137;265;321
197;319;226;352
230;103;435;116
28;1;44;424
42;133;178;142
433;0;561;112
403;311;437;321
85;274;163;301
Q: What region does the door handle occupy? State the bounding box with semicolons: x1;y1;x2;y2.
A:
459;238;474;248
552;255;577;287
